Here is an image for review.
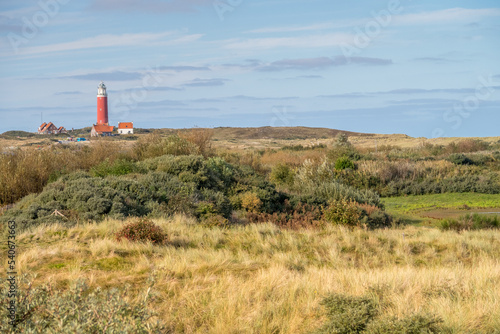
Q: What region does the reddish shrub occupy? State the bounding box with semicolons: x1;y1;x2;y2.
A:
246;200;324;229
115;219;166;244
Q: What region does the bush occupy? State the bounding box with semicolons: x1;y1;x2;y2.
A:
90;159;138;177
1;156;291;231
323;199;361;228
447;153;473;165
270;163;294;185
314;294;377;334
299;181;382;208
359;206;393;229
133;133;197;160
365;314;443;334
335;156;356;170
178;128;214;157
240;192;262;213
313;293;444;334
440;213;500;231
246;200;324;229
115;219;166;244
493;151;500;161
446;139;489;153
0;276;165;333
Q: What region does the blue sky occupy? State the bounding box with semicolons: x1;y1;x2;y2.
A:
1;0;499;137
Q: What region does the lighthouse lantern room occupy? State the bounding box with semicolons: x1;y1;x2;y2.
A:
97;81;109;125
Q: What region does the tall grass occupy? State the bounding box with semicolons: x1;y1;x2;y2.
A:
0;141;125;206
2;216;500;333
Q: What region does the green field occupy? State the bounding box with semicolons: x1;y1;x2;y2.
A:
383;193;500;225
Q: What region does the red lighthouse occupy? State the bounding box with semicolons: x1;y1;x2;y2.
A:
97;81;108;125
91;81;114;137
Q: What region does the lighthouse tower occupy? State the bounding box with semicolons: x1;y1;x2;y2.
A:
97;81;108;125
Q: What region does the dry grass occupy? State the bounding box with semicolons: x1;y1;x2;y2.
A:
2;216;500;333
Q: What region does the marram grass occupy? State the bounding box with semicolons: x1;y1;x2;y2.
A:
1;216;500;333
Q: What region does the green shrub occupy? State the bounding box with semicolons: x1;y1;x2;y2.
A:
493;151;500;161
270;163;294;185
440;213;499;231
324;199;362;228
314;294;378;334
335;157;356;170
90;159;138;177
298;181;382;208
115;219;166;244
1;156;291;231
365;314;443;334
447;153;473;165
468;154;493;166
0;276;165;333
360;208;393;229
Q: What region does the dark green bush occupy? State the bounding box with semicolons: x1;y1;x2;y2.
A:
360;208;393;229
314;294;378;334
0;276;165;333
335;157;356;170
115;219;166;244
365;314;443;334
313;293;444;334
468;154;493;166
1;155;290;231
447;153;473;165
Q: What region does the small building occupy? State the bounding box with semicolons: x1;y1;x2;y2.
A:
118;122;134;134
91;124;114;137
38;122;67;134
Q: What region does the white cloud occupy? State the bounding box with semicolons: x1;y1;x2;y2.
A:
15;32;202;56
245;7;500;35
246;23;336;34
393;8;500;25
224;32;354;50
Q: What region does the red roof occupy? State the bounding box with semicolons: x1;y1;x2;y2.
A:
92;124;114;133
118;122;133;129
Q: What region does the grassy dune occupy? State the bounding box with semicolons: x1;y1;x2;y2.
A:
2;216;500;333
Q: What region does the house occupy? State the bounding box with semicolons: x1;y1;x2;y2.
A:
118;122;134;134
38;122;67;134
91;124;114;137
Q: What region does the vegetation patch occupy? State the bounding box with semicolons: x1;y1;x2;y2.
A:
313;293;444;334
440;213;500;231
0;276;165;333
115;219;166;244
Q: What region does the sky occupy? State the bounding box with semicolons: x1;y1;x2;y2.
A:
1;0;499;137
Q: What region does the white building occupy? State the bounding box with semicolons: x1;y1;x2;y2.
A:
118;122;133;134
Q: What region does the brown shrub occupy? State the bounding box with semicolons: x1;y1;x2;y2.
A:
246;201;324;229
178;128;214;157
